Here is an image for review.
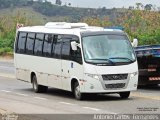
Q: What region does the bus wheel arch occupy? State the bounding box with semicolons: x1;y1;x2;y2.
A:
71;78;78;92
31;72;36;83
71;78;85;100
30;72;48;93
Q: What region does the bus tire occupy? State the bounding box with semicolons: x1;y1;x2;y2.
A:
73;82;85;100
32;75;48;93
119;91;130;99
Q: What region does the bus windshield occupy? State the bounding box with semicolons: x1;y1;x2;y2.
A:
82;34;136;65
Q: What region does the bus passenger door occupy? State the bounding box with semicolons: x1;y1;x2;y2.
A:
61;38;71;90
47;35;62;89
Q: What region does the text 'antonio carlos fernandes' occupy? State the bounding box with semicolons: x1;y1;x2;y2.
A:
93;114;159;120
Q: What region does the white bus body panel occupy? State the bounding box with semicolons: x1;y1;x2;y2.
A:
15;54;84;91
80;61;138;93
15;53;138;94
14;24;138;94
61;60;84;91
15;54;62;88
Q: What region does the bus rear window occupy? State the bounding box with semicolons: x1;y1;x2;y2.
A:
17;32;27;53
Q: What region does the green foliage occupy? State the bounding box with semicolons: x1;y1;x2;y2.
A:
115;9;160;45
0;38;13;48
0;1;160;55
0;10;31;56
82;17;112;27
0;47;13;55
138;29;160;45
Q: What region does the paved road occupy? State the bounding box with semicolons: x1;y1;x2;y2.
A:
0;62;14;73
0;60;160;119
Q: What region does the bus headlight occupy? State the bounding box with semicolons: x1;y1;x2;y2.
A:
130;72;138;79
85;73;99;80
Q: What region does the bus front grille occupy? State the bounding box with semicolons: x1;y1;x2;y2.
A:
102;74;128;80
105;83;126;89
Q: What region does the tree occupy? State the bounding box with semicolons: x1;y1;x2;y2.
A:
115;7;160;45
55;0;62;6
102;7;106;12
27;0;34;6
68;3;71;6
136;3;142;9
144;4;152;11
129;6;134;10
81;17;112;27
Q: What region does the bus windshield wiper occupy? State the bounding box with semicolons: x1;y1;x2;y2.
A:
109;57;133;62
88;58;115;65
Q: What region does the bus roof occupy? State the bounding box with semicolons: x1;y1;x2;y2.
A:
17;22;124;36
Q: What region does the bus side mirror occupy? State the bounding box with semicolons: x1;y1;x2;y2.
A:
71;41;78;51
132;38;138;47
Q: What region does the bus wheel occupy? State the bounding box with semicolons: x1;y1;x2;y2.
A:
73;82;84;100
119;91;130;99
32;75;48;93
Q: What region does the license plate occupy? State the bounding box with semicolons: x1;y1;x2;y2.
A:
148;69;156;72
149;77;160;81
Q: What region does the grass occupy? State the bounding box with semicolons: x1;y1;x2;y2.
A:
0;7;69;25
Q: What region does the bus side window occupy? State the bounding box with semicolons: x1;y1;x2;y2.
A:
70;47;82;64
26;33;35;55
43;34;53;57
17;32;27;53
52;35;62;59
34;33;44;56
15;32;19;53
51;35;57;56
61;36;71;60
70;36;82;64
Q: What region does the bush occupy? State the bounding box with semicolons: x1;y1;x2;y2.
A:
0;47;13;55
0;38;14;49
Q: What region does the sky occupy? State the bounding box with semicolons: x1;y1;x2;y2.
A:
48;0;160;8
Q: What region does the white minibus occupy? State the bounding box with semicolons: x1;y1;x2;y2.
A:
14;22;138;100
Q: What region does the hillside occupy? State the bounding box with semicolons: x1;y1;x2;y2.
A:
0;0;160;56
0;0;126;22
0;7;71;25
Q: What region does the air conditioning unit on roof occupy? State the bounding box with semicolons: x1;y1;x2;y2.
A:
45;22;88;29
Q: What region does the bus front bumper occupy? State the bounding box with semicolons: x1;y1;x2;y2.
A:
79;75;138;93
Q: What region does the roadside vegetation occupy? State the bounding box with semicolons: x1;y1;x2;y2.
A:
0;0;160;55
0;11;31;56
